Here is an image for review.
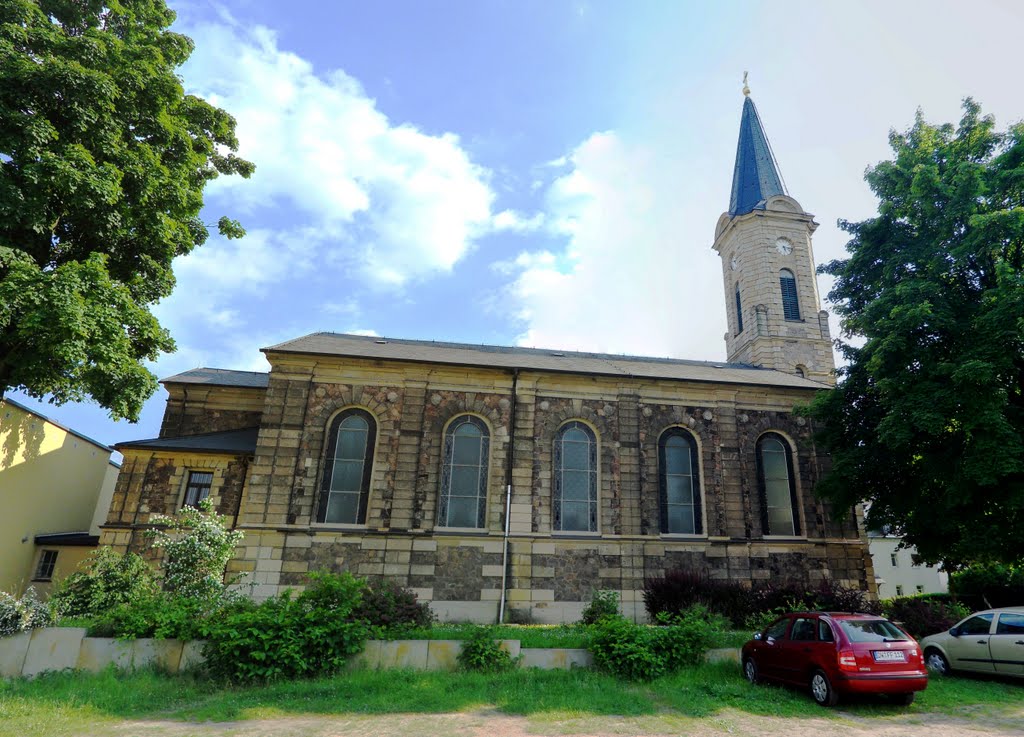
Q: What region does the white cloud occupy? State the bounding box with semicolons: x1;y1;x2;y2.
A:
501;131;729;360
181;20;501;287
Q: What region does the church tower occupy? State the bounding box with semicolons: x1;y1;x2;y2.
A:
712;84;835;384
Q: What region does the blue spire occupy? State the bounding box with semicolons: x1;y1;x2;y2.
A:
729;96;787;217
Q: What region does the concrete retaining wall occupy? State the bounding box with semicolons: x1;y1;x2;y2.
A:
0;628;738;678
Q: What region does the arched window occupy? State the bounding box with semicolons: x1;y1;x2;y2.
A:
438;415;490;528
734;283;744;333
554;421;597;532
795;365;807;379
318;408;376;524
780;269;800;320
756;433;800;536
658;428;703;535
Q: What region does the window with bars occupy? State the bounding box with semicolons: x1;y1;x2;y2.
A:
34;549;58;581
553;421;597;532
317;408;376;524
658;428;703;535
183;471;213;508
437;415;490;528
734;283;743;333
755;433;801;536
780;269;800;320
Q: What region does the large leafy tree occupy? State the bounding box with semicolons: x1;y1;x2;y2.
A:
0;0;252;420
812;100;1024;566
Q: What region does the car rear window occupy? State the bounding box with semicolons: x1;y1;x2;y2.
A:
837;619;908;643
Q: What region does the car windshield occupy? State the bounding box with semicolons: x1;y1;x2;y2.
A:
837;619;908;643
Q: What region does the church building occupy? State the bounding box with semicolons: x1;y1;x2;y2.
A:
101;92;875;622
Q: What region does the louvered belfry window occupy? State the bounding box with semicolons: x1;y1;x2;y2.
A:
780;269;800;320
438;415;490;528
554;421;598;532
318;408;376;524
734;283;744;333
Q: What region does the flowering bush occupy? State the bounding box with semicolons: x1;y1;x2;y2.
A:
0;587;52;638
144;500;244;601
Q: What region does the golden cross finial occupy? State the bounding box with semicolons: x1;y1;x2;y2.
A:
742;71;750;97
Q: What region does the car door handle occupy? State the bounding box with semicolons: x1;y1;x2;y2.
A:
802;647;811;653
977;640;987;645
1016;640;1024;645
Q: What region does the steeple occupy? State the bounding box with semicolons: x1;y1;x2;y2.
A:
712;84;836;384
729;95;787;217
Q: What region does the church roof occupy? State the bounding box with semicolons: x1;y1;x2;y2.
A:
265;332;828;390
729;96;787;217
161;367;269;388
115;427;260;454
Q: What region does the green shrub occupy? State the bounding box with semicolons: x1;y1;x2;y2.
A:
882;595;970;638
653;605;728;670
591;605;725;681
87;593;213;640
456;626;517;672
580;589;621;625
201;571;370;682
50;547;157;619
355;578;435;632
0;588;52;638
590;617;665;681
950;562;1024;609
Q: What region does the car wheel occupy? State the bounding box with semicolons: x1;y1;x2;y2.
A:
892;692;915;706
810;669;839;707
925;649;950;676
743;657;759;684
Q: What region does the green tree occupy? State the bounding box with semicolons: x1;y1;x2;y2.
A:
0;0;253;420
811;99;1024;566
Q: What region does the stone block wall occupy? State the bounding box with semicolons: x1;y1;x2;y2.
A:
159;384;265;438
103;353;874;622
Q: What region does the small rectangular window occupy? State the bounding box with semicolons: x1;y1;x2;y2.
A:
915;585;924;594
34;550;58;581
890;552;899;567
183;471;214;508
895;585;904;596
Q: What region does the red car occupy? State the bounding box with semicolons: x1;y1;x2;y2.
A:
741;612;928;706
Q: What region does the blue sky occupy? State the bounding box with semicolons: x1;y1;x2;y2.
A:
9;0;1024;453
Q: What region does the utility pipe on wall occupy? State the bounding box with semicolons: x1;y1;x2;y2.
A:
497;368;519;624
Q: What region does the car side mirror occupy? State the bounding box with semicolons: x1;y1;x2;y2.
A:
753;632;762;641
949;627;959;637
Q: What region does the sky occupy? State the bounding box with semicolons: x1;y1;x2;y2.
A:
9;0;1024;455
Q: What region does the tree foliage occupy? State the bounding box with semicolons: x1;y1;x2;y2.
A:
0;0;253;420
811;99;1024;566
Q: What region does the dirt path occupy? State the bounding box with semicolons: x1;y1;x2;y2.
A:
106;706;1024;737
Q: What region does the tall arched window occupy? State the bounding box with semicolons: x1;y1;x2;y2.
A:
318;408;376;524
438;415;490;528
756;432;800;536
554;421;597;532
734;283;744;333
658;428;703;535
780;269;800;320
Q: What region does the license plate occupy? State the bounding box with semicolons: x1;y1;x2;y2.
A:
873;650;906;663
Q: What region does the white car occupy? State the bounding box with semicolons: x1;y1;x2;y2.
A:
919;607;1024;678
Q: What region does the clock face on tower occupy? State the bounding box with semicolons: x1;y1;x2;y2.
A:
775;237;793;255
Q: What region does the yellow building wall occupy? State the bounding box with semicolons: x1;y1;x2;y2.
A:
0;399;117;595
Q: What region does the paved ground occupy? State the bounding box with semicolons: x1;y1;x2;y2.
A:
104;706;1024;737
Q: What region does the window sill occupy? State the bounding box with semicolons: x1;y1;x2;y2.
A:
31;578;52;583
434;526;490;536
310;522;369;531
551;530;601;538
762;535;808;541
660;533;708;540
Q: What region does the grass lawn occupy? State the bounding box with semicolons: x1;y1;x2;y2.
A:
1;661;1020;737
